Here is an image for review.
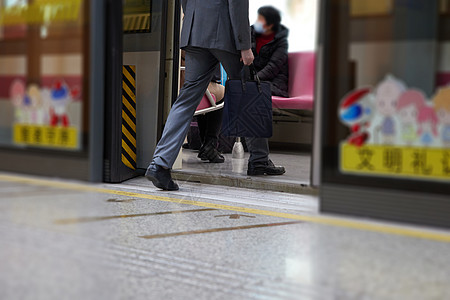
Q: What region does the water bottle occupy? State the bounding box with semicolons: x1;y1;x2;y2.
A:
232;137;245;159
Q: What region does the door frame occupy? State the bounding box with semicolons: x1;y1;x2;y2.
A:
103;0;177;183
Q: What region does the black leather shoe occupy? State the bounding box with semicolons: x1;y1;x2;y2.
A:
247;160;286;176
198;141;225;163
145;163;179;191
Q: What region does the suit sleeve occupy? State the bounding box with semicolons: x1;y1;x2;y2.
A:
228;0;251;51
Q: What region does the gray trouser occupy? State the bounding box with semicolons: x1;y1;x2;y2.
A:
152;46;269;169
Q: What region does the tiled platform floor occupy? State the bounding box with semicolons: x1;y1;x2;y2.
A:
1;173;450;300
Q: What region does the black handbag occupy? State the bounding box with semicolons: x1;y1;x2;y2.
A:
221;65;273;138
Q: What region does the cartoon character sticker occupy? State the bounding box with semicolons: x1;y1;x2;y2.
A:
374;75;407;145
9;80;52;125
10;79;80;127
27;84;51;125
417;106;439;147
433;87;450;147
49;80;79;127
49;80;69;127
9;80;26;123
396;90;426;146
339;88;374;146
338;75;450;149
8;79;81;150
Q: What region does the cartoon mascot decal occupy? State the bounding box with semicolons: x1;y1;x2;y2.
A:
339;88;375;147
49;80;79;127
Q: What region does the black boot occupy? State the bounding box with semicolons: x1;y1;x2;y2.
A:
247;160;285;176
198;140;225;163
145;163;179;191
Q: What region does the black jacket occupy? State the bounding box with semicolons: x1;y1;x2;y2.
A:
251;25;289;98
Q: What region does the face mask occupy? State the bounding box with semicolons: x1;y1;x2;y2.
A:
253;21;265;34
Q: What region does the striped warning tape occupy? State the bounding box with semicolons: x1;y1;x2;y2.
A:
122;65;137;169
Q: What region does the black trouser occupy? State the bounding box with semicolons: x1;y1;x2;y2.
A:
197;107;224;147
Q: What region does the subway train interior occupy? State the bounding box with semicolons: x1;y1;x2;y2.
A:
102;0;319;194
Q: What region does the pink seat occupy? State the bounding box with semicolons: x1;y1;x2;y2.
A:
272;52;315;111
197;92;217;111
194;89;224;116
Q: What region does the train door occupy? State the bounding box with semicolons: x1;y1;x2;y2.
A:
172;1;319;193
103;0;180;183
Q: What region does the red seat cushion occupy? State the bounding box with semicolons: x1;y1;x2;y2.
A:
196;93;217;111
272;95;314;110
272;51;315;111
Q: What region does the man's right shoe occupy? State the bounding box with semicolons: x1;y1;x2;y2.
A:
145;163;179;191
197;141;225;163
247;160;286;176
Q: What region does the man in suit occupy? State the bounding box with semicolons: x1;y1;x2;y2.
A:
146;0;286;191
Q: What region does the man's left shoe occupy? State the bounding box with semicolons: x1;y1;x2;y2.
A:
247;160;286;176
145;163;179;191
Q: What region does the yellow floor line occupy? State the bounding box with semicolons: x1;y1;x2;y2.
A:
1;174;450;243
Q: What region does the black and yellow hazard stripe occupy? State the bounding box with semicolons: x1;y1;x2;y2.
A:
122;65;137;169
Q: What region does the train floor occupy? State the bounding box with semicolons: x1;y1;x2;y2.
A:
1;172;449;300
179;149;311;184
173;149;311;194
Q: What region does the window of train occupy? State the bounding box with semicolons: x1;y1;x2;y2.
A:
320;0;450;185
249;0;319;52
123;0;152;33
0;0;89;152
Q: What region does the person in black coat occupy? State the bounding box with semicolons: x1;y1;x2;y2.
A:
251;6;289;98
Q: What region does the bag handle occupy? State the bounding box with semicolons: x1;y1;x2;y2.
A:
240;64;262;93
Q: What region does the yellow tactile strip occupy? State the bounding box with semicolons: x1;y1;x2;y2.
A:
1;174;450;243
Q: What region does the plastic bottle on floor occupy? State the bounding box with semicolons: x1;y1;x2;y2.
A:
232;137;245;159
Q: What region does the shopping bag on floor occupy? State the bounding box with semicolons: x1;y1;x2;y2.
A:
221;65;273;138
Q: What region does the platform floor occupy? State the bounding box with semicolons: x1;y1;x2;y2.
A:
173;149;312;193
1;172;450;300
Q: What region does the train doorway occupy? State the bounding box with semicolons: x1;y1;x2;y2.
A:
171;1;319;193
103;0;319;194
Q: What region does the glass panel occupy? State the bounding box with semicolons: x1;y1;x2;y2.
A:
249;0;319;52
322;0;450;185
0;0;88;151
441;0;450;14
123;0;151;33
350;0;393;17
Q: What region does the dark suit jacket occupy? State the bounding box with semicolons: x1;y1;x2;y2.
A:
180;0;251;54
